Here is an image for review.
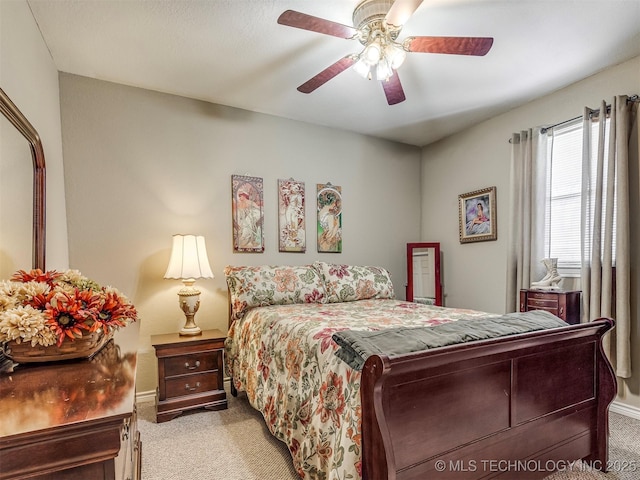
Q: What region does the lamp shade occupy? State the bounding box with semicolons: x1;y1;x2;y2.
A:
164;234;214;280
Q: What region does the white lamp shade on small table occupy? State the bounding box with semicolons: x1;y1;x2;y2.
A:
164;234;214;336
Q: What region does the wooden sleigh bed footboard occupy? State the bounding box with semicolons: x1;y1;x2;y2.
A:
360;318;617;480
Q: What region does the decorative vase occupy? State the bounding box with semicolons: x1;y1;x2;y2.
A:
2;329;113;363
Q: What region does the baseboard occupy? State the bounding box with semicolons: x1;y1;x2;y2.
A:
610;401;640;420
136;390;156;405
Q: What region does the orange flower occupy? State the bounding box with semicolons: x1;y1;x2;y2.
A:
317;438;333;467
44;291;90;346
95;291;137;333
274;268;297;293
11;269;62;287
27;292;52;311
355;279;376;300
285;338;303;380
316;372;346;426
257;341;271;381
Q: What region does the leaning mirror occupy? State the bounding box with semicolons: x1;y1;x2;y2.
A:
406;242;442;306
0;87;46;275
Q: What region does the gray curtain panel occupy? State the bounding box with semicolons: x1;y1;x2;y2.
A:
580;96;634;378
506;128;548;312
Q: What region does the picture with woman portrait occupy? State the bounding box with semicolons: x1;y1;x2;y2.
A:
317;183;342;253
278;178;306;252
458;187;497;243
232;175;265;252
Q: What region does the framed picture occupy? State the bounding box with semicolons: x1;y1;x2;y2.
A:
317;183;342;253
231;175;264;252
278;178;306;252
458;186;497;243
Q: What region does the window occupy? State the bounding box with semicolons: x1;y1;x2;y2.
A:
543;115;615;274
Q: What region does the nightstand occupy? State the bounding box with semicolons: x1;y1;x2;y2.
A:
151;329;228;423
519;289;581;325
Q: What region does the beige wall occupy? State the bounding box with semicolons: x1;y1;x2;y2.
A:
421;56;640;408
0;0;69;276
58;74;422;393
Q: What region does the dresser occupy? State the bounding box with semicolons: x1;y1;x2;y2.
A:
152;329;227;423
519;289;581;324
0;323;141;480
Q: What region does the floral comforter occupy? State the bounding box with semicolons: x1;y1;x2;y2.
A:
225;299;495;480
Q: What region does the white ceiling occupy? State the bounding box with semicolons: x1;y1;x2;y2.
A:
27;0;640;147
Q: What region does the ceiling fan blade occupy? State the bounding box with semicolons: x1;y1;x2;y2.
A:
278;10;358;39
297;56;356;94
381;72;406;105
385;0;424;28
406;36;494;56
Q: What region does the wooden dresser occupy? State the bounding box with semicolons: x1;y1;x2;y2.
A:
519;289;581;325
0;323;141;480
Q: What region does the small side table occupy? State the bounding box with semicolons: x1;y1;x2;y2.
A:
151;329;227;423
519;289;581;325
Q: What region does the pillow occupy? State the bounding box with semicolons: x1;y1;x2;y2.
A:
224;265;326;322
313;261;395;303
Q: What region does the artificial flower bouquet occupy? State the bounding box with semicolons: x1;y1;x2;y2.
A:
0;269;137;354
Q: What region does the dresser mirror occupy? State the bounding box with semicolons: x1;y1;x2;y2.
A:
0;87;46;275
406;242;442;306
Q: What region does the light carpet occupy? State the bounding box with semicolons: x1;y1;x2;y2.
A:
138;392;640;480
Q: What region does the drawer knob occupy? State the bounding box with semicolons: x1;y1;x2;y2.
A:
185;382;201;391
184;360;201;370
559;306;564;316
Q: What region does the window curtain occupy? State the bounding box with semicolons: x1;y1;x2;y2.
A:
581;96;635;378
506;128;549;312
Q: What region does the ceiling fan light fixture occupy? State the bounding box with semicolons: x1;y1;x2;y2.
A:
278;0;493;105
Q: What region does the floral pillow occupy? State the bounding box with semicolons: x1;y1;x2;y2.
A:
225;265;326;322
313;261;395;303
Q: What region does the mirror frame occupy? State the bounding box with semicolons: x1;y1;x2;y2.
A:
0;87;46;270
406;242;442;306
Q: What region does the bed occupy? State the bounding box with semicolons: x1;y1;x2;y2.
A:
224;263;616;480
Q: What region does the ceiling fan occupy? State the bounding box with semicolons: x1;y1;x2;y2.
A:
277;0;493;105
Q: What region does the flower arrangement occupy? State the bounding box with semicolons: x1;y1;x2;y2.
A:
0;269;137;348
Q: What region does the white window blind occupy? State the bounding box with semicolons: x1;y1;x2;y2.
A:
544;116;615;272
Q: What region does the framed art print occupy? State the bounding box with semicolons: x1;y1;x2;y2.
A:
317;183;342;253
278;178;306;252
458;186;497;243
231;175;265;252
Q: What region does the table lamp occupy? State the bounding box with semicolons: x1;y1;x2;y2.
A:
164;234;214;336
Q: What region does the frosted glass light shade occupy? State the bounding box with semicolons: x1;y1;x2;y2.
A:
363;41;382;65
353;57;372;79
386;43;406;69
164;234;214;280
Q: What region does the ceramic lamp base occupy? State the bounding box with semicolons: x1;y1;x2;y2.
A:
177;282;203;336
179;323;202;336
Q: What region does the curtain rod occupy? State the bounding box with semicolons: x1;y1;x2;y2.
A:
540;94;639;134
509;94;639;142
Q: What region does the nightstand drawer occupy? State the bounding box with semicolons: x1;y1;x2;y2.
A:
165;371;219;398
164;352;219;377
527;291;560;300
527;298;558;309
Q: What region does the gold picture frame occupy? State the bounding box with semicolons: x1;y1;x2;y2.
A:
458;186;497;244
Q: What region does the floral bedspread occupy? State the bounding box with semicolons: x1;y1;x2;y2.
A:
225;299;495;480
